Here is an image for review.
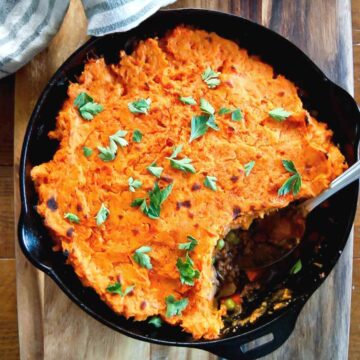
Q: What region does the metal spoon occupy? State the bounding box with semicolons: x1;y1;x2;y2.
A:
299;159;360;214
237;160;360;270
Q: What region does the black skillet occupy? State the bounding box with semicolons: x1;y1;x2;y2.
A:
18;9;360;360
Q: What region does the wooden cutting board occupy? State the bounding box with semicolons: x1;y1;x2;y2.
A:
14;0;354;359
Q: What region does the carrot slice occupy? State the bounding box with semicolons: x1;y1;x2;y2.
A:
246;269;262;282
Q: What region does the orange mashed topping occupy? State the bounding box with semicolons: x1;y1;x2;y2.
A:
31;26;346;339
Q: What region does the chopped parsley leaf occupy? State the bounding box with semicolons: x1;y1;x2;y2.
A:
165;295;189;317
189;115;209;143
128;177;142;192
98;129;127;161
178;235;198;251
231;108;243;121
149;316;163;328
166;145;196;173
218;107;243;121
176;253;200;286
147;162;163;178
74;92;103;120
278;160;302;196
218;107;231;115
200;98;215;115
106;282;134;297
132;129;143;143
83;147;93;157
98;145;116;162
74;92;93;108
95;203;109;225
64;213;80;224
128;98;151;114
206;114;219;131
179;96;197;105
269;107;292;121
244;161;255;176
110;130;128;148
204;175;217;191
132;182;173;219
168;145;183;159
133;246;152;269
201;67;221;89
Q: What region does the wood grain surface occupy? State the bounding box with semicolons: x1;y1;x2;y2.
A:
0;0;358;359
0;69;18;360
350;1;360;358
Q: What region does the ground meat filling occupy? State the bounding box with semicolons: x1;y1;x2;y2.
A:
214;207;306;318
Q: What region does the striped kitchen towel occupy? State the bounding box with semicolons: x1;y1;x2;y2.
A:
0;0;176;79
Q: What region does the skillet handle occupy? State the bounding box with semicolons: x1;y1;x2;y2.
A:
198;307;300;360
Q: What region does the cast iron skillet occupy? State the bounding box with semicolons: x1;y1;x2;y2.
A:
18;9;360;360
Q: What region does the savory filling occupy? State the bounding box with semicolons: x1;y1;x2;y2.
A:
214;207;306;325
31;26;346;339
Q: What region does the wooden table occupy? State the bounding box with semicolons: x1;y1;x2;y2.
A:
1;0;360;359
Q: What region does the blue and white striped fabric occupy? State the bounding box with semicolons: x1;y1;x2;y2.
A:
0;0;176;79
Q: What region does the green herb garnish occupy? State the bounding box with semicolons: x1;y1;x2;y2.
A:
110;130;128;148
74;92;103;120
206;115;219;131
189;115;209;142
74;92;93;108
98;130;128;161
133;129;143;143
106;282;134;297
133;246;152;269
168;144;183;159
83;147;93;157
64;213;80;224
149;316;162;328
128;177;142;192
165;295;189;317
95;203;109;225
98;137;117;161
278;160;302;196
218;107;243;121
244;161;255;176
218;107;232;115
166;145;196;173
189;108;220;142
176;253;200;286
147;162;164;178
204;175;217;191
179;96;197;105
200;98;215;115
131;198;145;207
178;235;198;251
269;107;292;121
131;182;173;219
97;145;116;161
199;98;219;130
290;259;302;274
202;67;221;89
128;98;151;114
231;108;243;121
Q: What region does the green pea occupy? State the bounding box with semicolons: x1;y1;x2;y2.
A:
217;239;225;250
224;298;236;311
225;231;240;245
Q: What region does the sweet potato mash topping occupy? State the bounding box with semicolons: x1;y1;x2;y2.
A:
31;26;346;339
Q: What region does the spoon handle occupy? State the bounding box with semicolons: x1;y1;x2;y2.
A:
300;160;360;214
